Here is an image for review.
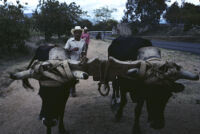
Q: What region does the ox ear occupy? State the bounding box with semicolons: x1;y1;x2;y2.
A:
72;70;89;80
22;79;34;91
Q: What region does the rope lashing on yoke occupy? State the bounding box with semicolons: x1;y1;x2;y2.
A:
137;57;181;84
30;60;75;87
138;57;162;78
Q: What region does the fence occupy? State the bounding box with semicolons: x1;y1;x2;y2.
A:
89;31;115;40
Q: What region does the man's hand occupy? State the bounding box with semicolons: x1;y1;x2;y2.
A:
79;56;88;65
81;52;86;57
71;47;79;51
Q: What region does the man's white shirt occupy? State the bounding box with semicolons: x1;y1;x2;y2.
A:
64;37;86;61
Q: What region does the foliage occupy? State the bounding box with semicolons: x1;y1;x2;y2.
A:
93;6;117;22
164;2;200;30
92;19;118;31
92;6;118;31
0;0;30;54
123;0;168;26
77;19;93;30
33;0;86;40
164;2;181;24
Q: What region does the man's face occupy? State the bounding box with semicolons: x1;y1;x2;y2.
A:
74;30;82;40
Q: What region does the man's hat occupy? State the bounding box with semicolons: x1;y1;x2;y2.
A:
84;27;88;30
71;26;83;35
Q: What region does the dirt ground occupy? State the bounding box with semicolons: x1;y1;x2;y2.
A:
0;39;200;134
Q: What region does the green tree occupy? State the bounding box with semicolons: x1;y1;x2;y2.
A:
164;2;181;24
180;3;200;28
93;6;117;22
0;0;30;53
92;19;118;31
164;2;200;30
77;19;93;30
33;0;86;40
123;0;168;26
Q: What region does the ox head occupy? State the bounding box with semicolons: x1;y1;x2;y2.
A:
127;46;199;129
144;82;182;129
39;47;89;127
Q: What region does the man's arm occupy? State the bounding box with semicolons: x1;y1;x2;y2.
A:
64;39;79;52
64;39;71;52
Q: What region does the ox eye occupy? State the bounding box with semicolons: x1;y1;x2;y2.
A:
159;65;168;72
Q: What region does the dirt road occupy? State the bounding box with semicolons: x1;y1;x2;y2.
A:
0;39;200;134
151;40;200;55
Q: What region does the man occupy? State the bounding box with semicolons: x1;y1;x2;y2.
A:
81;27;90;56
64;26;86;97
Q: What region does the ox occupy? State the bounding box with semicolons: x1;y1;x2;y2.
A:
108;36;199;134
11;44;88;134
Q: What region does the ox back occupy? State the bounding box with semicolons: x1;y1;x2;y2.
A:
108;36;152;61
35;45;55;61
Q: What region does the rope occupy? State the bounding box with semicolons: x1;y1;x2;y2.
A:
33;60;74;87
98;60;110;96
138;61;146;77
62;60;74;80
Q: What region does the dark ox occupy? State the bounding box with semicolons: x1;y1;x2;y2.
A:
10;45;89;134
108;36;199;133
28;45;75;134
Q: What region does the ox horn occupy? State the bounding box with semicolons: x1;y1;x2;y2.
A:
10;69;33;80
72;71;89;80
178;69;199;80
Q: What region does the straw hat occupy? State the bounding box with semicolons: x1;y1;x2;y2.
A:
71;26;83;35
84;27;88;30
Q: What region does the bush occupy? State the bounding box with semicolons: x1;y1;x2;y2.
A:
0;1;30;55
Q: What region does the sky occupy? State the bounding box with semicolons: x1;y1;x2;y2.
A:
0;0;199;21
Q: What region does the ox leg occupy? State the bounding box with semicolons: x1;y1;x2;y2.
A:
111;79;120;109
58;90;70;134
132;100;144;134
115;78;120;99
111;80;116;102
115;90;127;121
47;127;52;134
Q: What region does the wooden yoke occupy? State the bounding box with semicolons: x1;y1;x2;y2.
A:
67;57;141;96
68;57;141;82
11;57;142;82
10;57;142;95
